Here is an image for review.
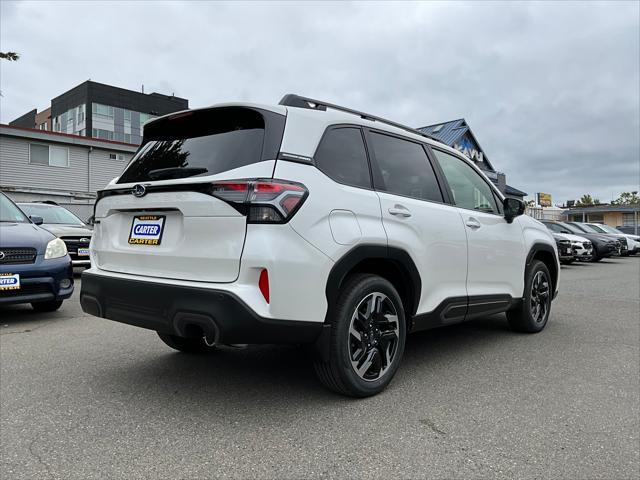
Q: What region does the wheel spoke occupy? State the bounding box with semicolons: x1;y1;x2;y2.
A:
349;324;362;341
379;313;399;329
355;349;377;377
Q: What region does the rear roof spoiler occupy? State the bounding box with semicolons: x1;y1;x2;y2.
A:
279;93;443;145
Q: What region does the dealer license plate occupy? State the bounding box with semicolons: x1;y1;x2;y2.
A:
128;215;165;245
78;248;90;256
0;273;21;290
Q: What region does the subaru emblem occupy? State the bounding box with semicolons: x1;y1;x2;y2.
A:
132;184;146;197
80;238;90;243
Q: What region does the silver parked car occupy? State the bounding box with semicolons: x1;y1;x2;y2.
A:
18;202;93;267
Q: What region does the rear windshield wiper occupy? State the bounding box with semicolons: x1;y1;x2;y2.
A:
146;167;209;180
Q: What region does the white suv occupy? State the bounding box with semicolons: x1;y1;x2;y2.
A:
81;95;559;397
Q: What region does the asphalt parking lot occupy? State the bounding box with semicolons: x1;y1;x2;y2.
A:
1;259;639;479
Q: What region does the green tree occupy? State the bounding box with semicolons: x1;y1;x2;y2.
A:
576;194;600;206
611;191;640;205
0;52;19;61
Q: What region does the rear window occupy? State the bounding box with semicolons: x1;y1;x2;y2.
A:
117;107;285;183
314;127;371;188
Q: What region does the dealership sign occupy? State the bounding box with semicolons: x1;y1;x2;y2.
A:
453;137;484;163
537;192;552;207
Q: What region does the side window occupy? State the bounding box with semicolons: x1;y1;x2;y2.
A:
314;127;371;188
433;149;499;214
368;132;443;202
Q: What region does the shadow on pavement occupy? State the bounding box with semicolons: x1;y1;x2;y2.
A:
91;314;517;409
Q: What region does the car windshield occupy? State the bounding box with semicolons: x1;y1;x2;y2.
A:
597;224;622;234
0;194;30;223
18;204;84;225
566;222;588;233
578;223;604;233
586;224;607;233
557;222;585;234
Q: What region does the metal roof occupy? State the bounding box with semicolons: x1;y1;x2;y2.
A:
417;118;468;147
0;124;138;152
565;205;640;214
417;118;496;172
505;184;528;197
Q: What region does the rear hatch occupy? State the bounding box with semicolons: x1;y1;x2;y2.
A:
92;105;286;283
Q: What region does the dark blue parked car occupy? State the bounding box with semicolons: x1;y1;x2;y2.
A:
0;192;74;311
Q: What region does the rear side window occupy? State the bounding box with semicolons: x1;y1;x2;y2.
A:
314;127;371;188
117;107;284;183
369;132;443;202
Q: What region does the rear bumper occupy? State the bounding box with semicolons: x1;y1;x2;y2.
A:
80;271;322;344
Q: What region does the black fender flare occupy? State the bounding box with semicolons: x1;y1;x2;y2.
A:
324;244;422;319
525;242;559;297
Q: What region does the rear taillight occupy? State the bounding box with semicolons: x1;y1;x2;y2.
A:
209;179;307;223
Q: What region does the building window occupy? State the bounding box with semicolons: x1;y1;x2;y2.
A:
39;123;47;130
622;213;636;227
109;153;125;161
29;144;69;167
139;112;156;125
29;144;49;165
92;128;114;141
587;214;604;223
50;146;69;167
124;133;132;143
92;103;114;118
124;109;132;122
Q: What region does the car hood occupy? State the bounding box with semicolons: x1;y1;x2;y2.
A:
573;232;617;244
0;222;55;251
554;233;590;243
40;224;93;237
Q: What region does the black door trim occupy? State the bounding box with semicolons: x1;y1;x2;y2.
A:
411;294;516;332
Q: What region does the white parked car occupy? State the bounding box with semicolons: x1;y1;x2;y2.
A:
548;231;593;261
80;95;560;397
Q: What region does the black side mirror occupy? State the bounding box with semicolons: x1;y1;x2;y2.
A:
30;215;44;225
86;215;95;226
503;198;525;224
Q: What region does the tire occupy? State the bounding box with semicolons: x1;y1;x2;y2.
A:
507;260;552;333
157;332;218;354
313;274;406;397
31;300;63;312
590;255;602;263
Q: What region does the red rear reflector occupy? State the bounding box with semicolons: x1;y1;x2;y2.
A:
259;269;270;303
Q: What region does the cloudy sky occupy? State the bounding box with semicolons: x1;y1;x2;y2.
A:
1;1;638;204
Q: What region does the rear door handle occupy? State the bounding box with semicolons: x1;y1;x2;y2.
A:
388;205;412;218
466;217;481;229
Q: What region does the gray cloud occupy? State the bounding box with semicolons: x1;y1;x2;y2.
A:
1;0;638;203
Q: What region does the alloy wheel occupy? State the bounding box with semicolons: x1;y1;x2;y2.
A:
348;292;400;382
530;271;550;323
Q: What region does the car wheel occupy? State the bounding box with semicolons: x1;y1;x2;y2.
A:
157;332;218;354
31;300;63;312
507;260;552;333
313;274;406;397
590;255;602;262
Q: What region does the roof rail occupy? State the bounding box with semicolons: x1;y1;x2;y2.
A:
278;94;442;144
